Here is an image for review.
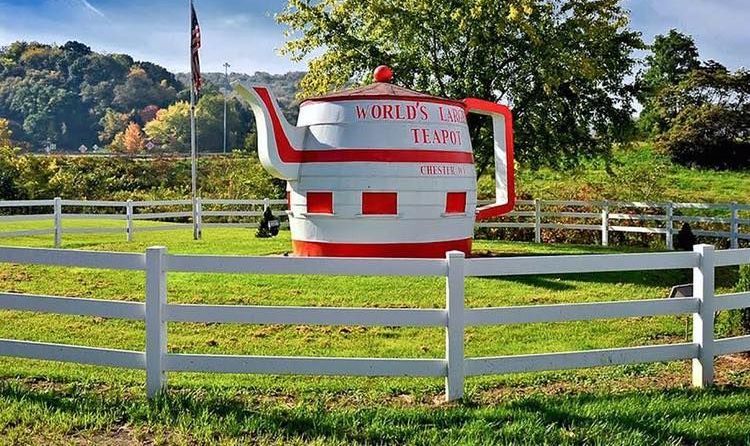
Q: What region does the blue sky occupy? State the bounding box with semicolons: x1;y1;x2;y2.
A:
0;0;747;74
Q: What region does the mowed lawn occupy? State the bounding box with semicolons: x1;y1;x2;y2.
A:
1;220;750;444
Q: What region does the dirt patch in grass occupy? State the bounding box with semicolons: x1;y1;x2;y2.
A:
715;353;750;385
71;427;143;446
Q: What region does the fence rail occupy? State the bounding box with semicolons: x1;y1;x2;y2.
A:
0;198;747;249
1;244;750;400
479;199;749;250
0;197;288;246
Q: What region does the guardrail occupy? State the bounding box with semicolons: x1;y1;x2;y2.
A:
478;199;750;249
0;198;748;249
1;244;749;400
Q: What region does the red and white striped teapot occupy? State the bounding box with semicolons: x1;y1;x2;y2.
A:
235;65;515;257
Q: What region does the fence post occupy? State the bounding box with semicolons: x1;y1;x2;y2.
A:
534;199;541;244
665;202;674;251
53;197;62;248
692;244;715;388
601;200;609;247
146;246;168;398
195;197;203;240
730;202;739;250
445;250;465;401
126;200;134;242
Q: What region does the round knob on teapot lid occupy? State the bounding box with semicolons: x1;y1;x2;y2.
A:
373;65;393;83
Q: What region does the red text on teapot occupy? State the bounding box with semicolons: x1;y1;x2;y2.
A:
411;128;463;146
355;103;429;121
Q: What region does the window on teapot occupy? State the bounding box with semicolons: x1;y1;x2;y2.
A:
362;192;398;215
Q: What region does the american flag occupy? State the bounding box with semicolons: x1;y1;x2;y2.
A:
190;1;202;95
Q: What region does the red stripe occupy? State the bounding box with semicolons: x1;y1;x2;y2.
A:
292;238;472;258
303;148;473;163
255;87;474;164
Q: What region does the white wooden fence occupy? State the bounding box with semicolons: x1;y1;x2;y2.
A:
0;198;287;247
478;199;750;249
1;244;749;400
0;198;747;249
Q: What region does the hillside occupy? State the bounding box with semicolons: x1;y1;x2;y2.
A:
0;40;304;152
0;41;183;151
480;144;750;204
175;71;304;122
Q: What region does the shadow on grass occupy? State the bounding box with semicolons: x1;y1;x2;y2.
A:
507;387;750;444
2;379;750;444
478;269;692;293
472;249;740;291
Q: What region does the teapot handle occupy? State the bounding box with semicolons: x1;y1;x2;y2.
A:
462;98;515;221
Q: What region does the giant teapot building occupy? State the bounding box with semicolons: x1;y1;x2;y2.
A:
236;66;515;258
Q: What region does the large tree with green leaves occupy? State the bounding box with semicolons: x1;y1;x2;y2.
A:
278;0;643;170
144;94;249;152
653;62;750;170
637;30;701;136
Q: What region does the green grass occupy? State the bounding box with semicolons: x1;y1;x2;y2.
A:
499;144;750;204
1;223;749;444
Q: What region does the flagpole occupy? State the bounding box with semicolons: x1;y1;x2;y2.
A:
189;0;200;240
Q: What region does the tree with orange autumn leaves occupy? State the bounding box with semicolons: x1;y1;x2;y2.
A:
111;122;146;154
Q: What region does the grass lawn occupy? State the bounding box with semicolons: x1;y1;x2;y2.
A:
0;221;749;444
505;144;750;204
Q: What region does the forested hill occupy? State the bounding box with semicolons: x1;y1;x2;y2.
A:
0;41;183;151
0;40;304;153
175;71;304;122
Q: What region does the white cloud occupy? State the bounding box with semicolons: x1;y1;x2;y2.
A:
78;0;105;18
221;14;251;27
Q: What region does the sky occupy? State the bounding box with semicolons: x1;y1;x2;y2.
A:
0;0;748;75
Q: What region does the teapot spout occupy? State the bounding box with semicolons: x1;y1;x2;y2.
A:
234;83;304;180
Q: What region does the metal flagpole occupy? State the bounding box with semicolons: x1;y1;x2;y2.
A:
223;62;230;154
190;0;200;240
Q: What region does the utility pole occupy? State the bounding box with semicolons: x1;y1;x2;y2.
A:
223;61;230;154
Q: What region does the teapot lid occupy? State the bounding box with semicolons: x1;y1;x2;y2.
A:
301;65;464;108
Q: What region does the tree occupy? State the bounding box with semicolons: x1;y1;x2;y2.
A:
98;108;133;144
277;0;643;170
195;94;245;150
113;66;177;112
144;94;250;152
0;120;22;199
121;122;146;154
138;105;160;124
144;101;191;151
0;146;22;199
637;30;701;135
0;118;11;146
653;63;750;169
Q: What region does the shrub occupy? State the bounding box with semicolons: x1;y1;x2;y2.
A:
656;104;750;169
653;64;750;170
0;146;22;201
0;151;283;201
